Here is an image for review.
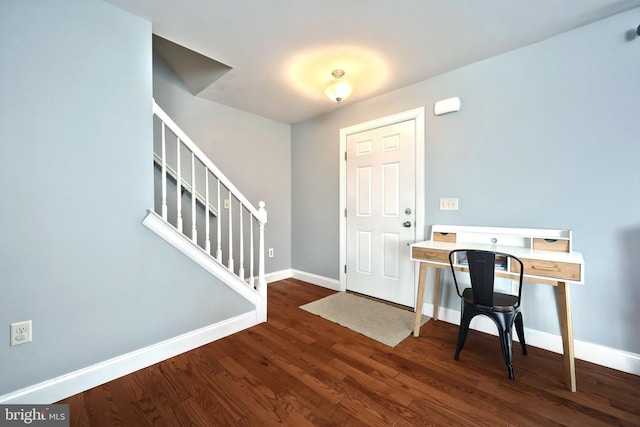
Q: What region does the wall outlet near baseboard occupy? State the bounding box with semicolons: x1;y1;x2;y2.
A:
268;248;274;258
10;320;32;346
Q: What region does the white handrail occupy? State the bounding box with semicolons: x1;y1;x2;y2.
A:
152;100;267;292
153;102;261;218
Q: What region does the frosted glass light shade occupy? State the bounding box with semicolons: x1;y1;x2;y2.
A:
324;70;352;103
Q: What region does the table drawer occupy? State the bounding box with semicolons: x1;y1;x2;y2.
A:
433;232;456;243
533;238;570;252
412;247;449;263
511;258;581;281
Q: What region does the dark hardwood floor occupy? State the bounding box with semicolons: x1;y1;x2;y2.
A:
59;278;640;426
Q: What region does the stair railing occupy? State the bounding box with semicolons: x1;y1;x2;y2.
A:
152;101;267;293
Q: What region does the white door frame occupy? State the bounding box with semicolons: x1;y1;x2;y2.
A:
339;107;426;298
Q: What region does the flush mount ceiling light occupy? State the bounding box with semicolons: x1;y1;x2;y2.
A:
324;69;352;104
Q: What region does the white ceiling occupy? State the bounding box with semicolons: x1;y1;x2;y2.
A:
105;0;640;124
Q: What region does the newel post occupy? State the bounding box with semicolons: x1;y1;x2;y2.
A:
257;201;268;294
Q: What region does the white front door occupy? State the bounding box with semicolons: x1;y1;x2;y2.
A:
345;119;417;307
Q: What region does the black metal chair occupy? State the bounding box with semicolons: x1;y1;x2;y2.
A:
448;249;527;380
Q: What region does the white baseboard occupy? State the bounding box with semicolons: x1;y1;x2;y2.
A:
424;302;640;376
290;269;341;291
0;312;258;404
265;269;294;283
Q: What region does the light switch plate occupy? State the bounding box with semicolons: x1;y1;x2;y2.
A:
440;197;459;211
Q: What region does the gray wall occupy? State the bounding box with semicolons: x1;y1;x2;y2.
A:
292;8;640;354
0;0;253;396
153;56;292;274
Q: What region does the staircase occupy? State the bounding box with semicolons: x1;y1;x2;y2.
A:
143;101;267;322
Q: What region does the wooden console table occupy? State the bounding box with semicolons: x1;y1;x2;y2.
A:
411;225;584;391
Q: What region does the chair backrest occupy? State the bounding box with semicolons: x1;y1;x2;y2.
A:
448;249;524;308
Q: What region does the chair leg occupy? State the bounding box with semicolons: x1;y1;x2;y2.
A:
500;330;514;380
455;309;474;361
515;311;527;355
496;318;514;380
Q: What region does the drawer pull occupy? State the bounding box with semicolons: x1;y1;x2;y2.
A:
531;265;556;271
544;239;558;243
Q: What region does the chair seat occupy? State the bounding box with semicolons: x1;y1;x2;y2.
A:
461;288;518;312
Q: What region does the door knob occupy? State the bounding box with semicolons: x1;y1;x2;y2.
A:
403;221;412;228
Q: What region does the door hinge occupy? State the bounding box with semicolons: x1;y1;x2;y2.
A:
344;265;347;274
344;208;347;217
344;151;347;161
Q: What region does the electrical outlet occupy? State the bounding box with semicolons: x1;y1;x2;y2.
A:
10;320;32;346
268;248;274;258
223;199;229;209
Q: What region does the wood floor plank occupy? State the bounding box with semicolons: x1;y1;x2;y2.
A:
126;366;194;426
328;358;413;407
330;342;398;376
59;278;640;426
84;381;147;427
254;323;348;382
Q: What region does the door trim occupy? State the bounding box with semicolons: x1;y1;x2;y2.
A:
339;107;426;300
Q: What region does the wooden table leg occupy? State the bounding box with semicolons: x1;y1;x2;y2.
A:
413;263;428;336
432;268;442;321
556;281;577;392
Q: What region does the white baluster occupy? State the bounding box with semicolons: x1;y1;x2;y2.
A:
153;103;268;296
191;152;197;243
228;191;234;272
238;205;245;281
161;123;167;220
257;201;267;293
205;169;211;254
176;137;183;232
216;180;222;262
249;214;255;288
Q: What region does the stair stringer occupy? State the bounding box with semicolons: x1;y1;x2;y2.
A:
142;209;267;323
